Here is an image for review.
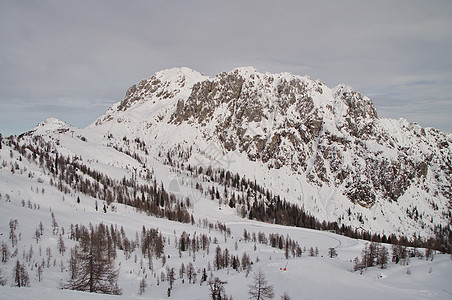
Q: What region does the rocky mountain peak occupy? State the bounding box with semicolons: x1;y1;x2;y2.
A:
94;67;207;126
17;66;450;241
118;67;206;112
90;67;450;214
28;117;72;135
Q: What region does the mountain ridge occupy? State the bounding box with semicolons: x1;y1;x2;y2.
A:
24;66;452;239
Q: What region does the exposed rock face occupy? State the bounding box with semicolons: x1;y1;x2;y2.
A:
94;67;451;211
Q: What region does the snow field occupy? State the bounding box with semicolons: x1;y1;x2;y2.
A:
1;165;451;299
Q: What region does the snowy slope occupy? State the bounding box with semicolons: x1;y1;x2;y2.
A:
0;66;451;298
1;137;451;299
87;67;450;239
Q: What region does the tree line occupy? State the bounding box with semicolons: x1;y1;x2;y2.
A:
163;148;451;254
7;135;194;224
4;134;451;254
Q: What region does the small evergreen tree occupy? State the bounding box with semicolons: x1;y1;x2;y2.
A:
62;224;122;295
58;233;66;255
1;241;9;263
13;260;30;287
377;246;389;269
248;269;274;300
187;262;195;284
280;292;291;300
167;267;175;290
179;262;186;279
353;256;362;272
138;277;147;295
328;247;337;258
37;263;43;282
201;268;208;283
9;219;18;247
208;275;227;300
214;245;223;270
0;268;7;286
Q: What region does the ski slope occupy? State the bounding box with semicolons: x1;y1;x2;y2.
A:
0;145;451;299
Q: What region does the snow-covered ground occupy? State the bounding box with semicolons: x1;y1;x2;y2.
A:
0;66;451;299
87;67;452;240
0;139;451;299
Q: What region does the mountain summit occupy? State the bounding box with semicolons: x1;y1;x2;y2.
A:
2;67;451;299
34;67;452;237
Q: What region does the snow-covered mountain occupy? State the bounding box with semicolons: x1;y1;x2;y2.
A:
88;66;451;239
1;67;451;299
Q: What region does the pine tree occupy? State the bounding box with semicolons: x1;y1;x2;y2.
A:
0;268;7;286
62;224;122;295
167;267;175;290
353;256;362;272
1;241;8;263
51;212;58;235
248;269;274;300
58;233;66;255
39;221;44;235
37;263;43;282
138;276;147;295
377;246;389;269
179;262;186;279
242;252;251;271
208;275;228;300
34;228;41;244
328;247;337;258
187;262;195;284
9;219;18;247
214;245;223;270
223;248;230;268
201;268;208;283
13;260;30;287
368;242;378;267
280;292;291;300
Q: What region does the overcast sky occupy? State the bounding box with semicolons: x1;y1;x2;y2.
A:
1;0;451;135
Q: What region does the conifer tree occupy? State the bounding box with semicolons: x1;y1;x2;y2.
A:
187;262;195;284
138;276;147;295
377;246;389;269
13;260;30;287
208;275;228;300
167;267;175;290
328;247;337;258
62;224;122;295
280;292;291;300
57;233;66;255
248;269;274;300
0;268;7;286
1;241;8;263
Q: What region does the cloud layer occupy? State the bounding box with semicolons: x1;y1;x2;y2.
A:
1;0;451;135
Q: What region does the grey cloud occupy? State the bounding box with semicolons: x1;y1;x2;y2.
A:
1;0;451;135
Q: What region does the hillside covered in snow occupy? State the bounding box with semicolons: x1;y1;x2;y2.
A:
92;67;451;239
0;67;451;299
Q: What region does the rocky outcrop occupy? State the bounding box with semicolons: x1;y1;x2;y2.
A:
95;67;451;210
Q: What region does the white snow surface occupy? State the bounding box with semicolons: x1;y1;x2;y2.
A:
0;138;451;299
1;66;451;299
83;67;451;240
